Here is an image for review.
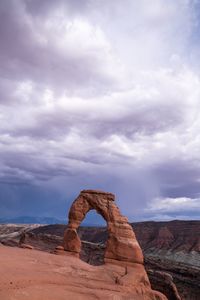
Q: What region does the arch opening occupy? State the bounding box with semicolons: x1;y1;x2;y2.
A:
80;209;107;227
78;209;108;266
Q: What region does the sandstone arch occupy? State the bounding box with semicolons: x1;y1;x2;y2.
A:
60;190;167;299
63;190;143;264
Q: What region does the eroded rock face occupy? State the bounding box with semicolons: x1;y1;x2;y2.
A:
64;189;143;264
148;270;181;300
63;190;167;300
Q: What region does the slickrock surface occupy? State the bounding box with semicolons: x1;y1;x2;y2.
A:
0;245;166;300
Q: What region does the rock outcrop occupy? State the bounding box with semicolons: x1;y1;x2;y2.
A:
64;190;143;264
148;270;181;300
0;245;166;300
62;189;167;299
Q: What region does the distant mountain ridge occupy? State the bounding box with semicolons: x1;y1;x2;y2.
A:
0;216;103;226
0;216;66;224
0;212;109;226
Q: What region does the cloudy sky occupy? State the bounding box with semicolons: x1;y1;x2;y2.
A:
0;0;200;223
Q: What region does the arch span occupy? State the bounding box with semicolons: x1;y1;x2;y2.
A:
63;190;143;264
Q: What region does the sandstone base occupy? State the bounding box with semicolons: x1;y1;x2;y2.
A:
0;245;166;300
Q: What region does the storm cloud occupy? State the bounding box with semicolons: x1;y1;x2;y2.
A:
0;0;200;222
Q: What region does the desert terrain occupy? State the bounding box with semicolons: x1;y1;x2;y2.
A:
0;220;199;299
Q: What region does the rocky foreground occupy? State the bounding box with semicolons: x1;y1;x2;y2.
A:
0;220;199;299
1;244;165;300
0;228;167;300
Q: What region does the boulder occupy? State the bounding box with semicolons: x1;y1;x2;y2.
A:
20;243;34;250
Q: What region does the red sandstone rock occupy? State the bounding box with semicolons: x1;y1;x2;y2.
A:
54;245;64;255
148;270;181;300
64;189;144;264
55;245;64;250
0;245;166;300
63;228;81;253
20;243;33;249
63;189;167;299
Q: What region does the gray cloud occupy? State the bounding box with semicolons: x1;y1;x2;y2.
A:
0;0;117;103
0;0;200;221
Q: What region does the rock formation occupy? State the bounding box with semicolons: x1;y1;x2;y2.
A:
64;190;143;263
63;189;167;299
148;270;181;300
0;245;166;300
